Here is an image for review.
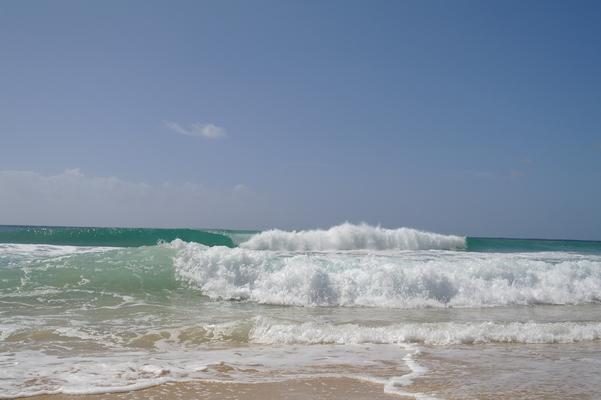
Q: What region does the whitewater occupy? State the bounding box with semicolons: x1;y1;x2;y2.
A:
1;223;601;399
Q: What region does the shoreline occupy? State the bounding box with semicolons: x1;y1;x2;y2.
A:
20;377;411;400
13;342;601;400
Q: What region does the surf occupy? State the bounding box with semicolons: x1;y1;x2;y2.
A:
240;222;466;251
2;223;601;399
173;241;601;307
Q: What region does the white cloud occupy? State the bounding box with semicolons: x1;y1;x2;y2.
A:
233;184;249;193
0;169;275;229
163;120;226;139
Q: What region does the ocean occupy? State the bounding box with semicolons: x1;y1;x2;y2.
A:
1;223;600;399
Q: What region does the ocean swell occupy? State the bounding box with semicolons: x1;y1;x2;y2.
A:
0;226;235;248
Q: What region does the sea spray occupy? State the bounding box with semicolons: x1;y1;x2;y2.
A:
240;222;466;251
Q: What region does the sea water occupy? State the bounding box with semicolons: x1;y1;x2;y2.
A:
1;223;600;399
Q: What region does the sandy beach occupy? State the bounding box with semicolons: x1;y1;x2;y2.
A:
20;341;601;400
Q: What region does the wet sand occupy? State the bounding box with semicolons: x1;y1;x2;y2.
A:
408;343;601;400
27;378;408;400
18;343;601;399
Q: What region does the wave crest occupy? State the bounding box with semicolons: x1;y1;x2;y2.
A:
173;241;601;308
240;223;465;251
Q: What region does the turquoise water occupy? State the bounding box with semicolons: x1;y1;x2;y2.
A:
0;225;237;247
2;225;600;252
466;236;601;253
1;223;601;398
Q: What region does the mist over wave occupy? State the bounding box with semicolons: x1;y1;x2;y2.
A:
240;223;466;251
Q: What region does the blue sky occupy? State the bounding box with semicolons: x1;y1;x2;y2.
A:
1;0;600;239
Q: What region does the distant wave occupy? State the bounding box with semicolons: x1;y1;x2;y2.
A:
0;226;234;248
173;240;601;308
240;223;466;251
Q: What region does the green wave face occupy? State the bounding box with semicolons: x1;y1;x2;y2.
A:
467;237;601;253
0;226;235;247
1;246;175;290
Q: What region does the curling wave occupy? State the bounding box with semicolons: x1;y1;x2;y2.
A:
240;223;466;251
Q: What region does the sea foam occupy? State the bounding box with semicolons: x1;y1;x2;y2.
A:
240;223;466;251
250;317;601;345
173;241;601;308
0;243;117;258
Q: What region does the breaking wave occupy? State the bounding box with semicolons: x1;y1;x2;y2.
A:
240;223;466;251
173;241;601;308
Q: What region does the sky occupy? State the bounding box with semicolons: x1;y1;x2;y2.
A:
1;0;600;239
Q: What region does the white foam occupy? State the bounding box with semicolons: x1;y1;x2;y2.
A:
0;342;414;399
386;344;436;400
249;317;601;345
4;316;601;399
11;317;596;350
240;223;466;251
0;243;118;258
174;242;601;307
